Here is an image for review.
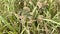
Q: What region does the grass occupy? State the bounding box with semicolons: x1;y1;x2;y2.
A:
0;0;60;34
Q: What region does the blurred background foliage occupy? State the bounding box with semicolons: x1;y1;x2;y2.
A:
0;0;60;34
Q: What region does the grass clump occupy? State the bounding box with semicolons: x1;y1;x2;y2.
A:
0;0;60;34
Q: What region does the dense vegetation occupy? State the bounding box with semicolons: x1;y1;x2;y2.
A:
0;0;60;34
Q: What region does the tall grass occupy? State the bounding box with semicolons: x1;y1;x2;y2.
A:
0;0;60;34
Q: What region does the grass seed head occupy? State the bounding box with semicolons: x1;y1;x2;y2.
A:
37;1;42;9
